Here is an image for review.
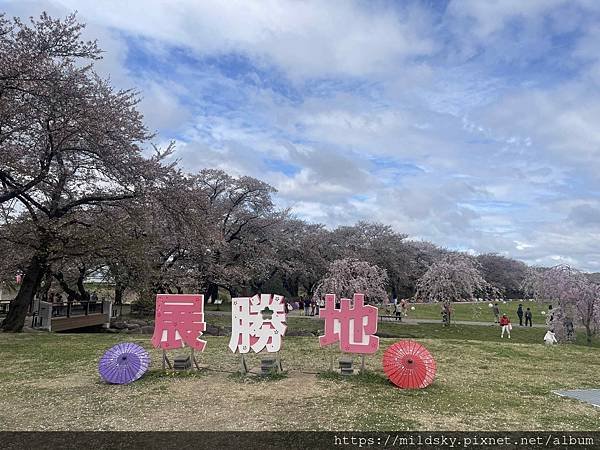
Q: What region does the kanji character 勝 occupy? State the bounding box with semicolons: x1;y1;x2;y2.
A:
229;294;287;353
151;294;207;351
318;293;379;354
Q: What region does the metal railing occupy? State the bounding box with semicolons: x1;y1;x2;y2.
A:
50;301;105;318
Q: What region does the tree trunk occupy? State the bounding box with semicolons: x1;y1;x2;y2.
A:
53;272;83;302
114;283;125;305
239;285;253;297
585;324;593;346
304;282;318;298
76;266;90;302
1;253;47;332
283;276;299;298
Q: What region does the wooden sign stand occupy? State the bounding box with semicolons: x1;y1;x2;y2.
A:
162;350;172;370
191;348;201;370
162;348;201;371
239;353;248;374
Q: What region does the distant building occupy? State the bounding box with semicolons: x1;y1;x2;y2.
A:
0;282;17;301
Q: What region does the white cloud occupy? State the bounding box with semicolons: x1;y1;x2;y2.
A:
3;0;600;270
49;0;436;80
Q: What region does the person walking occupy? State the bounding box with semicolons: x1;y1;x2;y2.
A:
441;303;451;326
394;301;402;321
525;308;533;327
500;314;512;338
564;318;574;340
303;298;310;317
517;304;524;326
400;299;408;320
493;303;500;323
444;302;452;325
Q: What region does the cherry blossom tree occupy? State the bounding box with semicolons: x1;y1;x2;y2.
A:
328;222;447;298
193;169;287;299
0;13;101;204
313;258;388;303
477;253;528;298
330;222;406;297
531;264;600;345
261;220;334;298
0;13;169;332
415;253;498;305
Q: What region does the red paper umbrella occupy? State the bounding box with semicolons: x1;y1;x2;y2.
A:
383;340;436;389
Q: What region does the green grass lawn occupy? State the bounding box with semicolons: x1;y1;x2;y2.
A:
380;300;549;323
138;298;548;323
206;314;596;346
1;318;599;431
204;302;232;312
205;298;548;322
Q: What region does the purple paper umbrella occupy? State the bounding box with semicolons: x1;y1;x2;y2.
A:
98;342;150;384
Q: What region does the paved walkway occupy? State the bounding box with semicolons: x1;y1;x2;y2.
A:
377;317;546;328
555;390;600;408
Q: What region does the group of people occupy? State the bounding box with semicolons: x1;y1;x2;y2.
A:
492;302;533;327
46;292;65;304
516;304;534;327
495;302;566;345
44;291;100;304
494;303;534;339
287;296;569;346
285;298;324;316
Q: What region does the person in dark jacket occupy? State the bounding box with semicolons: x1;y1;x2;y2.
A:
517;304;524;326
524;308;533;327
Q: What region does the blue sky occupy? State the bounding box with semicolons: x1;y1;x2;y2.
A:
3;0;600;270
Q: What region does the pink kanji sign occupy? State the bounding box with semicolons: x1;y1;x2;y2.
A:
229;294;287;354
319;293;379;354
151;294;207;351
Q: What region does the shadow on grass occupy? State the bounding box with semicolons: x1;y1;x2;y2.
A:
317;370;444;399
317;370;389;386
227;371;289;383
136;368;210;383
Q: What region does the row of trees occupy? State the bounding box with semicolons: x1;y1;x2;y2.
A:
1;14;598;340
